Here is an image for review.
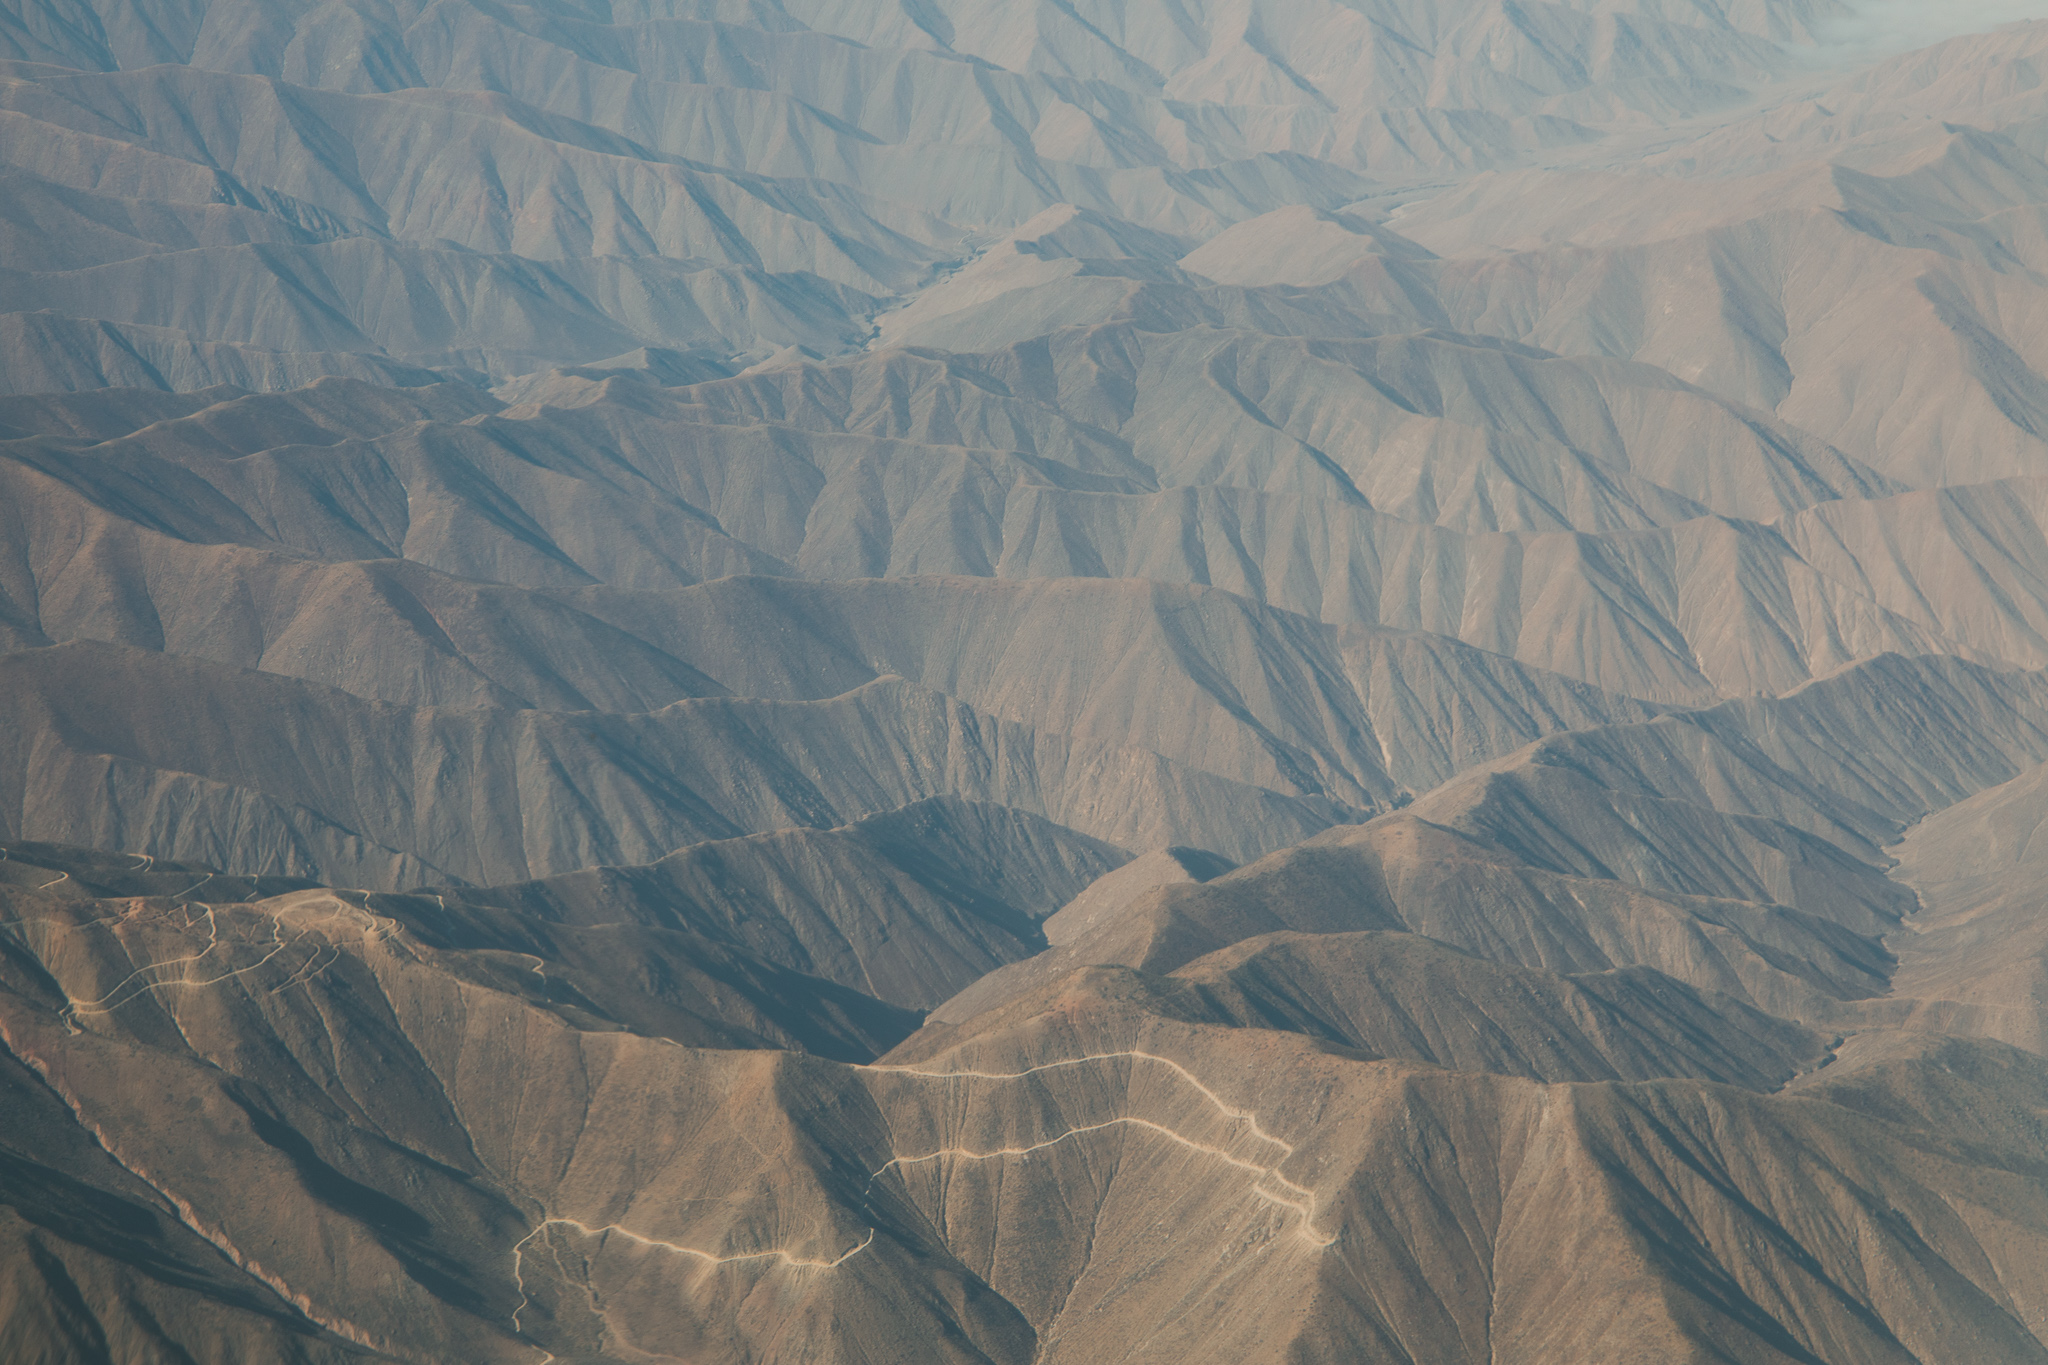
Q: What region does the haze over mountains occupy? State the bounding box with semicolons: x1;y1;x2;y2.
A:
8;0;2048;1361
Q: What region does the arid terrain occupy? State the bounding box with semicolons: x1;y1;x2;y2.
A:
6;1;2048;1360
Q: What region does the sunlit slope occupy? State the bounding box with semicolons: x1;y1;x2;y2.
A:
5;826;2046;1363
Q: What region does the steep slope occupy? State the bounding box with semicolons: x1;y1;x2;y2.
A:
7;343;2009;707
436;798;1128;1010
0;639;1360;884
1886;762;2048;1054
0;453;1670;792
1383;29;2048;486
965;931;1830;1088
0;0;1855;389
6;859;2045;1364
1042;845;1236;947
941;650;2048;1026
0;1044;377;1365
875;995;2048;1365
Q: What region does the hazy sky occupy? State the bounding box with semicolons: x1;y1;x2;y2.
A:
1812;0;2048;59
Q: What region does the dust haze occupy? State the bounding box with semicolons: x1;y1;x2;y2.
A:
1810;0;2048;59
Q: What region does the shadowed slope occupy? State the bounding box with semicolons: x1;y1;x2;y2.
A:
0;639;1363;884
436;797;1128;1009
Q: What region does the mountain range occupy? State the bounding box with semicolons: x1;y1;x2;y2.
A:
7;1;2048;1361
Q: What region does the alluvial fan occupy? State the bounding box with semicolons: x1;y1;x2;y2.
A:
6;1;2048;1361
